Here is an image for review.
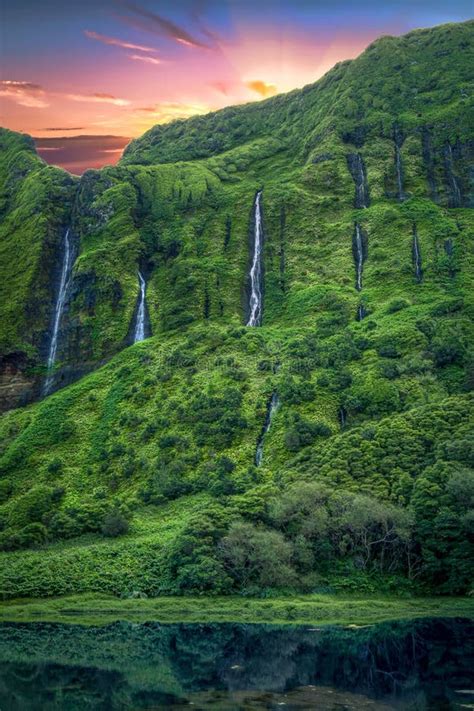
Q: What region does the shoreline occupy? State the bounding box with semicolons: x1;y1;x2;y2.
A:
1;593;472;627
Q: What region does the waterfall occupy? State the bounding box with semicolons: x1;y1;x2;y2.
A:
422;127;438;201
354;223;364;292
393;127;405;202
357;303;367;321
134;271;147;343
356;155;367;208
347;154;369;209
395;144;405;202
412;225;423;283
444;143;462;208
43;229;74;395
247;190;263;327
339;406;347;429
255;393;279;466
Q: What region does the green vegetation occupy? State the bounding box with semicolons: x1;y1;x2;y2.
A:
0;20;473;602
0;592;472;627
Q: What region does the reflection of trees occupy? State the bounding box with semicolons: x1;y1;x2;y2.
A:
0;618;471;709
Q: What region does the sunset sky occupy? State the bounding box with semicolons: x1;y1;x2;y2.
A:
1;0;472;174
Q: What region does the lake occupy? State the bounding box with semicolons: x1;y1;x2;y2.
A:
0;617;472;709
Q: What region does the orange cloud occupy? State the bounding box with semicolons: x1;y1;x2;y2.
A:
0;80;49;108
245;80;278;98
128;54;161;65
66;93;130;106
135;101;209;122
84;30;158;53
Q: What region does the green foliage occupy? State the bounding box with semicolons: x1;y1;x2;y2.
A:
0;20;474;599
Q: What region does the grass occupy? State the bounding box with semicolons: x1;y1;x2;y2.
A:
0;592;472;627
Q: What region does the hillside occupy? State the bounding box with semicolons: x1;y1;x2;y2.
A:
0;20;473;600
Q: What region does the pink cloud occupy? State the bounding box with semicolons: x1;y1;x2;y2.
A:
84;30;158;53
128;54;161;65
66;93;130;106
0;80;49;108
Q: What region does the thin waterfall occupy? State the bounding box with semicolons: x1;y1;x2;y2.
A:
422;127;438;201
444;143;462;208
354;223;364;291
395;145;405;202
43;229;74;395
356;155;368;208
412;224;423;283
255;393;279;466
339;406;347;429
347;153;369;209
393;126;405;202
247;190;263;327
134;271;147;343
357;303;367;321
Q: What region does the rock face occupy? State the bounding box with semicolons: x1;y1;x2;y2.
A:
0;353;38;412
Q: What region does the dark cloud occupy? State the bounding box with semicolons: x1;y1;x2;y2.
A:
116;1;214;49
34;135;130;175
41;127;86;131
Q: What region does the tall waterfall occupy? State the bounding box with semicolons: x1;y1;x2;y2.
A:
347;153;369;209
412;225;423;283
395;144;405;202
255;393;279;466
393;127;405;202
354;223;364;292
43;229;74;395
444;143;462;208
356;155;368;208
134;271;147;343
422;127;438;201
247;190;263;327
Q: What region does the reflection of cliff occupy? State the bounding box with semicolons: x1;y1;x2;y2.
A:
190;685;394;710
0;618;472;709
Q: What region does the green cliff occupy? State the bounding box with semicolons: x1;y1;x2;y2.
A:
0;20;473;600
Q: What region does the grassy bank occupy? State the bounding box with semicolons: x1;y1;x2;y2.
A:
0;593;472;627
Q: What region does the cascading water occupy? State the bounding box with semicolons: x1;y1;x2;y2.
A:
133;271;147;343
412;225;423;283
347;153;370;209
422;127;438;201
247;190;263;327
356;155;367;208
339;406;347;429
354;223;364;292
43;229;74;395
444;143;462;208
357;303;367;321
393;127;405;202
255;393;279;466
395;145;405;202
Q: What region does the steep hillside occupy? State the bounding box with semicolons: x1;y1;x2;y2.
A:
0;20;473;600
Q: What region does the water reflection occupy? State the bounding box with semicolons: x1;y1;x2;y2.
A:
0;617;472;709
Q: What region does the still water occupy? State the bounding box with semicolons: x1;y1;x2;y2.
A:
0;617;472;710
